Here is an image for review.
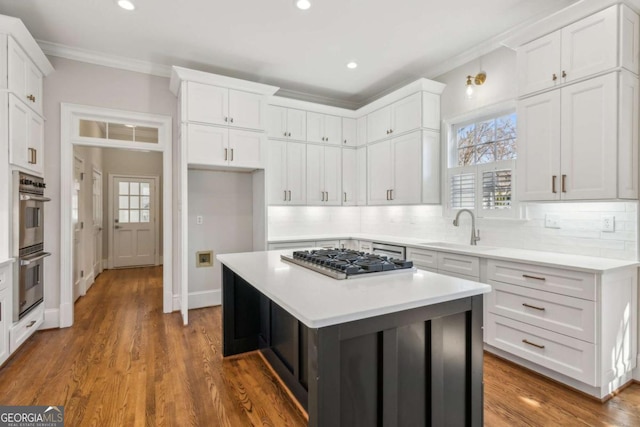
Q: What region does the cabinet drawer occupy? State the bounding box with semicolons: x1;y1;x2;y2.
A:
486;313;596;386
437;252;479;278
487;260;596;301
487;281;595;342
268;241;315;250
406;247;438;271
10;304;43;354
359;241;373;253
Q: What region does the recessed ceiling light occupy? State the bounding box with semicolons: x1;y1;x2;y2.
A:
347;61;358;69
296;0;311;10
117;0;136;11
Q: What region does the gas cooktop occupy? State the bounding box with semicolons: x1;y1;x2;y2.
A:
280;248;414;280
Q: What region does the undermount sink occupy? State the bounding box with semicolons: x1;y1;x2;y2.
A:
418;242;499;252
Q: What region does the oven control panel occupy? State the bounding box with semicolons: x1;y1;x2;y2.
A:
18;173;46;195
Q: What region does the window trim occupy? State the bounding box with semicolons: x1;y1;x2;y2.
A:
443;101;519;219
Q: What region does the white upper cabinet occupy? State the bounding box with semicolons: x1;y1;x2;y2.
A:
342;148;357;205
8;37;43;115
342;118;357;147
367;92;424;143
306;145;341;205
306;112;341;145
356;147;367;205
267;140;307;205
187;124;264;169
356;116;367;146
185;82;265;130
267;106;306;141
518;5;639;97
9;93;44;175
518;72;634;201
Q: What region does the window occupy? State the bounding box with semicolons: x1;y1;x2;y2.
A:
447;110;516;217
118;181;151;223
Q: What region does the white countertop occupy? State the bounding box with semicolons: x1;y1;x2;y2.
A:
268;234;639;274
217;250;491;329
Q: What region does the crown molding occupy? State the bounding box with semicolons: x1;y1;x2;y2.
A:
37;40;172;78
170;66;279;96
274;88;361;111
269;95;358;117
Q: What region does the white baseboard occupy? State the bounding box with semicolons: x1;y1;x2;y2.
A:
59;302;73;328
85;271;95;292
634;355;640;381
188;290;221;309
172;294;181;311
41;308;60;330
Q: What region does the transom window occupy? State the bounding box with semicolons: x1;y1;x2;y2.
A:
118;181;151;223
447;110;517;217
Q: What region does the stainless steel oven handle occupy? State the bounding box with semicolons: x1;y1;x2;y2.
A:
20;252;51;266
19;194;51;202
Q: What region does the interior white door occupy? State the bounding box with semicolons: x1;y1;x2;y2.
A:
73;156;83;302
112;176;156;268
92;169;103;276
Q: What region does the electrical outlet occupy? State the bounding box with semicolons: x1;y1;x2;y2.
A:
601;215;615;232
196;215;203;225
544;214;560;229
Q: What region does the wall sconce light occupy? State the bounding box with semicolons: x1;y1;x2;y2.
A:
465;72;487;99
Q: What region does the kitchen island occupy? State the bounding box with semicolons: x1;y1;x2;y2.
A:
217;250;491;427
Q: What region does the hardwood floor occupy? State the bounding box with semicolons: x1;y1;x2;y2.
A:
0;266;638;426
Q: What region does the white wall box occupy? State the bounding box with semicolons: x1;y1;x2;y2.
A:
306;144;341;205
517;5;639;97
485;259;637;398
367;130;440;205
8;93;43;175
342;117;357;147
307;112;341;145
267;106;307;141
186;124;265;170
7;36;42;115
518;71;638;201
268;140;307;205
342;148;357;206
183;81;266;130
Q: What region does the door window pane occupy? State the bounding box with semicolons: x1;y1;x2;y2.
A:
79;120;107;138
135;127;159;143
129;210;140;223
130;183;140;195
141;210;150;223
119;182;129;195
119;210;129;223
119;196;129;209
141;196;150;209
141;183;150;195
130;196;140;209
108;123;134;141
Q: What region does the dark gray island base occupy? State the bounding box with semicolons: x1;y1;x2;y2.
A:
222;265;484;427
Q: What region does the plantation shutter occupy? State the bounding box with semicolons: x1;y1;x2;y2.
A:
450;171;475;209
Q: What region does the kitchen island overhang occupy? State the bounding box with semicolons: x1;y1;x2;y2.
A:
218;250;491;427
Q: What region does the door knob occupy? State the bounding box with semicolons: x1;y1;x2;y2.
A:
115;225;121;229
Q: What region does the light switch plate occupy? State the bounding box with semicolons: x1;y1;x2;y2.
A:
601;215;615;232
196;215;203;225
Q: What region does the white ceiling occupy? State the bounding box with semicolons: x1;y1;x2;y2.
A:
0;0;578;107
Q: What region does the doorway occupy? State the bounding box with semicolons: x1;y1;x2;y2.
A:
73;155;84;302
109;175;159;268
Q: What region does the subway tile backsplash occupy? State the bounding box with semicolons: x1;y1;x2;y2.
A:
268;202;638;260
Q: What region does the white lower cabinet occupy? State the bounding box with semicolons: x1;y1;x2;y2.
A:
406;248;479;280
9;303;43;354
485;259;637;397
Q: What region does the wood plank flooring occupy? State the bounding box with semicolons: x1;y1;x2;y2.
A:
0;266;638;426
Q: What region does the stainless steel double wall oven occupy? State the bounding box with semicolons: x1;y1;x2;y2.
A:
13;172;51;320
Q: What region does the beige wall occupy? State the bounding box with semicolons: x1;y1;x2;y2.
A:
43;56;176;309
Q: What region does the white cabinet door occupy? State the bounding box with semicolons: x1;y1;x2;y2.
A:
8;37;27;102
0;285;9;366
229;129;264;169
268;140;288;204
267;105;287;138
391;132;422;204
356;147;367;205
9;95;28;170
323;115;342;145
561;6;617;84
342;148;357;206
422;130;440;204
287;142;307;205
356;116;367;146
306;112;324;143
25;62;42;115
323;146;342;205
560;73;617;200
516;91;561;201
367;105;392;143
186;82;228;125
391;92;422;135
517;32;561;96
186;124;228;166
229;90;264;130
28;112;44;175
306;144;324;204
287;108;307;141
342;118;357;147
367;140;392;204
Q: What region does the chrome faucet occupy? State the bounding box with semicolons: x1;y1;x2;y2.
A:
453;209;480;246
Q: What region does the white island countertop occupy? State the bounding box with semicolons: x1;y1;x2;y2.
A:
217;250;491;328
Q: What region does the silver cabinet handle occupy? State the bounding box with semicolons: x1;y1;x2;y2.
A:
522;339;545;349
325;191;328;201
288;190;291;201
230;148;234;161
224;148;228;161
284;132;287;137
390;189;393;200
344;192;347;202
230;117;234;123
561;174;567;193
522;303;545;311
20;194;51;202
386;190;389;200
284;190;287;202
225;117;228;122
552;175;557;194
321;191;325;202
